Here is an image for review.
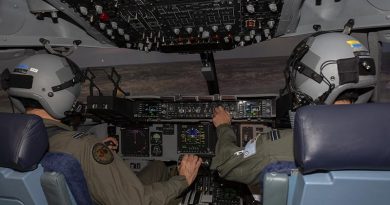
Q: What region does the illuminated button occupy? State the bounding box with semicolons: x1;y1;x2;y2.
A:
99;22;106;30
138;42;144;50
88;15;94;23
186;27;193;34
201;31;210;39
173;28;180;35
99;12;109;22
124;34;130;41
106;29;113;36
95;5;103;14
250;30;256;38
267;20;275;29
79;6;88;15
264;29;270;38
212;25;218;32
118;28;124;35
245;19;256;28
269;3;277;12
246;4;255;13
111;22;118;29
225;24;232;31
255;35;262;43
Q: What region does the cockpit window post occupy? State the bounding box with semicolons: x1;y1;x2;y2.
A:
200;52;220;95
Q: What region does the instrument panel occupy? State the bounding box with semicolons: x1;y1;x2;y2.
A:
120;123;216;160
133;99;274;120
87;94;277;125
131;94;277;121
88;94;277;174
117;122;274;172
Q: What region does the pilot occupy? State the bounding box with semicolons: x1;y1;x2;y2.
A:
210;32;377;185
1;54;202;205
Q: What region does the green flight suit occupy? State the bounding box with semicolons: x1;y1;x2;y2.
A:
210;124;294;185
44;119;188;205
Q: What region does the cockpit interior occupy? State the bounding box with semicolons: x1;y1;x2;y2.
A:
1;0;390;205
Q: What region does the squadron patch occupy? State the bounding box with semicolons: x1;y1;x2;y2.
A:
92;143;114;165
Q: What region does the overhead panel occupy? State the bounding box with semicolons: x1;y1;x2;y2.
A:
59;0;284;53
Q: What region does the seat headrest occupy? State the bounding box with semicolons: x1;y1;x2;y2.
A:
0;113;48;172
294;103;390;174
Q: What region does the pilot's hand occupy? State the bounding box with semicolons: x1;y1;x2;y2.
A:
178;154;202;185
102;137;118;151
212;106;231;128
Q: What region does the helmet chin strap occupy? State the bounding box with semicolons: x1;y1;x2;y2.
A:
315;84;335;104
61;100;86;130
292;91;314;110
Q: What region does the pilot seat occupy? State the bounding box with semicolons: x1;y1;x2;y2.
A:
262;103;390;205
0;112;93;205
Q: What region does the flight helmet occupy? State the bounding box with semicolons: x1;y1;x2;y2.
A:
285;32;377;109
1;54;83;119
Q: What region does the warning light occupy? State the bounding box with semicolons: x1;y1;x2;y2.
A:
99;12;110;22
245;19;256;29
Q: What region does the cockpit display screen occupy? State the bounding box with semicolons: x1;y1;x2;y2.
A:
177;124;215;154
121;127;149;157
134;102;161;118
239;100;261;117
143;103;159;117
183;126;204;145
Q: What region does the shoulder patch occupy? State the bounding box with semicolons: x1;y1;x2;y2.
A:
92;143;114;165
72;132;87;139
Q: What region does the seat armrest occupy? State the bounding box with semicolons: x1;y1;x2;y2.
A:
263;172;289;205
41;152;93;205
41;172;77;205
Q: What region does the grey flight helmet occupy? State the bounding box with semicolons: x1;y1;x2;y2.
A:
3;54;83;119
286;32;377;109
